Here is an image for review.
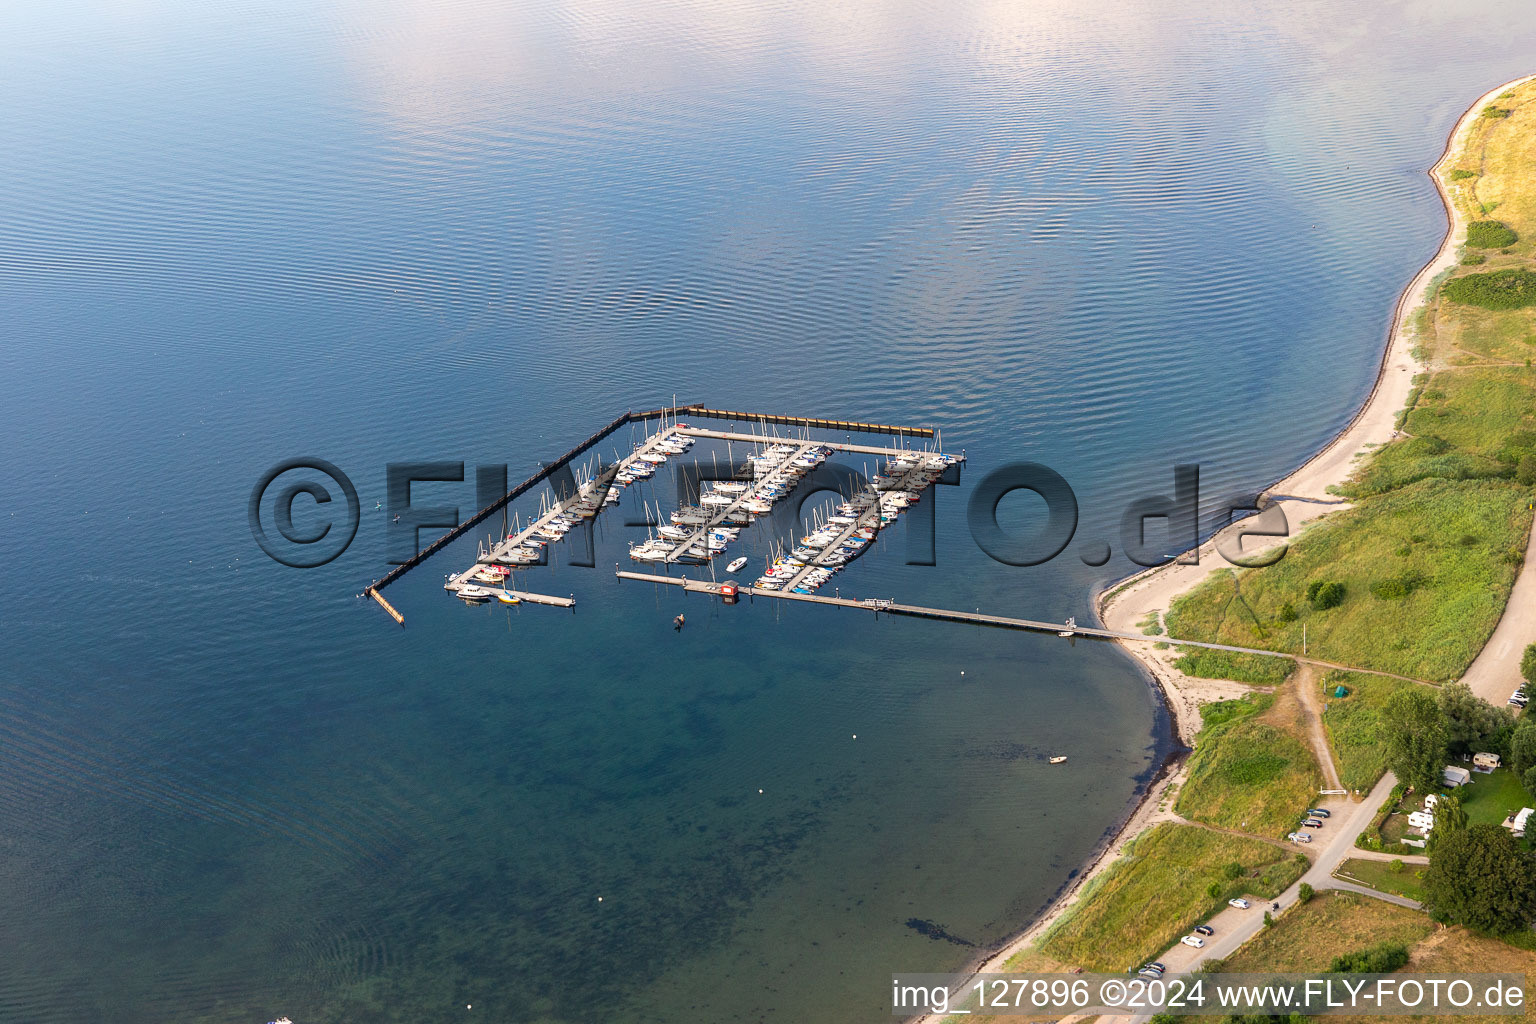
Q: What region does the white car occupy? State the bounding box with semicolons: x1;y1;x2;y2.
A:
1287;832;1313;844
1181;935;1205;948
1228;898;1250;909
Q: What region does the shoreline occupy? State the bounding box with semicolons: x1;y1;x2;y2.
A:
914;71;1535;1018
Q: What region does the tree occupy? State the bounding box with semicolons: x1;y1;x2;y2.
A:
1517;453;1536;486
1383;687;1446;793
1427;794;1467;854
1523;765;1536;798
1511;720;1536;776
1424;824;1536;934
1298;882;1314;903
1438;683;1513;754
1523;643;1536;687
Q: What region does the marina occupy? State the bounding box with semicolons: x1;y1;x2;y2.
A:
364;405;952;623
445;417;962;603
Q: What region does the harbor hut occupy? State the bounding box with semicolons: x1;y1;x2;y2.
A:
1443;765;1472;788
1473;751;1501;773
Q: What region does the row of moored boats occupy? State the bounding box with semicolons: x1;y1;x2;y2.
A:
752;452;960;594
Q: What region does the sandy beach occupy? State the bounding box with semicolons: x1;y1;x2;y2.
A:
912;73;1535;1021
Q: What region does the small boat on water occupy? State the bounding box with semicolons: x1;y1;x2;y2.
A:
1049;756;1068;765
1058;616;1076;637
727;556;748;573
456;585;492;602
497;591;521;605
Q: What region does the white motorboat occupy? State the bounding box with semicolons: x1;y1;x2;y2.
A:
657;524;691;540
727;556;748;573
712;481;750;494
456;585;492;602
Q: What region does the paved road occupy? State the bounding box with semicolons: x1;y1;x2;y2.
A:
1123;774;1409;1023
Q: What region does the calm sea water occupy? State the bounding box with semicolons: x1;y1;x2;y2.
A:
3;0;1535;1021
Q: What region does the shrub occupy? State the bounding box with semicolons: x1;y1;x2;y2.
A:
1483;106;1511;118
1308;580;1346;610
1330;941;1411;973
1371;571;1427;600
1523;643;1536;686
1277;602;1297;622
1521;455;1536;486
1467;220;1519;248
1449;168;1477;181
1388;858;1405;874
1207;881;1223;898
1462;253;1487;265
1224;861;1246;880
1442;268;1536;309
1298;882;1314;902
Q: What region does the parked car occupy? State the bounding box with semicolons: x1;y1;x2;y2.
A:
1138;963;1164;976
1229;898;1250;909
1306;808;1331;818
1194;925;1214;936
1301;820;1323;829
1146;962;1167;972
1510;690;1527;708
1181;935;1205;948
1287;831;1312;844
1139;969;1162;978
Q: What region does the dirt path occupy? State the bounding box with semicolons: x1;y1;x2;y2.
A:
1292;663;1344;792
1460;514;1536;704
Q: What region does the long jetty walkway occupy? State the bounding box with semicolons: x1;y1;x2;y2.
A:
613;570;1434;684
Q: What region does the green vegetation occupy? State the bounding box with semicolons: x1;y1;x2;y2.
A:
1450;168;1478;181
1199;692;1272;729
1334;858;1427;902
1298;882;1314;902
1523;643;1536;686
1321;672;1415;791
1466;220;1519;248
1171;646;1291;685
1176;696;1321;835
1482;105;1512;119
1462;253;1487;265
1383;686;1446;793
1439;682;1515;756
1442;268;1536;309
1039;824;1303;970
1424;824;1536;934
1162;481;1532;682
1329;940;1411;973
1456;768;1532;828
1307;579;1346;609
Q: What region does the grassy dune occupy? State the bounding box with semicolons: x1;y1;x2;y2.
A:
1318;670;1415;791
1038;823;1304;971
1163;78;1536;684
1176;690;1321;835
